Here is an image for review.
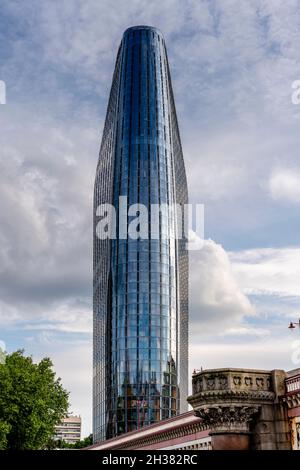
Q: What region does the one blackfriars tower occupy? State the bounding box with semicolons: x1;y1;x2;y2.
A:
93;26;188;442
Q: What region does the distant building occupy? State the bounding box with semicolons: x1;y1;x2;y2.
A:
87;367;300;450
54;416;81;445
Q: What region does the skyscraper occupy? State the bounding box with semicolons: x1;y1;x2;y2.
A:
93;25;188;442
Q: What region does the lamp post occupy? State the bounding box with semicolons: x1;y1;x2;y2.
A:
288;319;300;329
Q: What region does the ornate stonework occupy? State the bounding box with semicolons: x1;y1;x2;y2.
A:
283;374;300;408
282;394;300;408
187;368;297;450
116;421;208;450
188;368;276;445
189;368;275;410
88;412;210;450
192;368;273;394
195;405;260;434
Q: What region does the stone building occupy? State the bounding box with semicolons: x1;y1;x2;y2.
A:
188;367;300;450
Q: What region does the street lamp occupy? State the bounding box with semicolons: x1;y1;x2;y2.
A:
288;319;300;329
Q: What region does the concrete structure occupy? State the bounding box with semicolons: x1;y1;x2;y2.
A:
88;367;300;450
54;416;81;445
188;367;300;450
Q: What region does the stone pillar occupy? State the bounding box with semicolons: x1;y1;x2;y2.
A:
195;405;259;451
211;433;250;450
187;368;278;450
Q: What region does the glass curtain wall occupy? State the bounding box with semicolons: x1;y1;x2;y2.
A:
93;26;188;442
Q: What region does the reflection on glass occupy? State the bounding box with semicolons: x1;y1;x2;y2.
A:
93;25;188;442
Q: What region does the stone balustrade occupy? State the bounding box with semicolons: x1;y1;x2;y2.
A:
190;368;275;404
187;368;290;450
286;374;300;393
283;374;300;408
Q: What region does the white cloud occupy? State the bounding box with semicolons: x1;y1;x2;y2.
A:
23;301;92;334
0;106;97;329
269;168;300;204
190;239;255;331
189;337;298;381
230;246;300;299
219;326;270;337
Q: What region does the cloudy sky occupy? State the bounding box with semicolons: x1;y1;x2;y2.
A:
1;0;300;436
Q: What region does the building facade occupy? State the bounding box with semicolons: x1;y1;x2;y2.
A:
54;416;81;445
88;367;300;450
189;367;300;450
93;25;189;442
88;411;211;451
283;369;300;450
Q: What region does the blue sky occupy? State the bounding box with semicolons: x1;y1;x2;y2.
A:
1;0;300;436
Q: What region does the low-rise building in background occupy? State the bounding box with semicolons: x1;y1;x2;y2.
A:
54;415;81;445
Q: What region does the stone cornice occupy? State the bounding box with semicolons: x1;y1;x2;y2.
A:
189;389;275;407
188;369;275;409
282;393;300;409
187;369;279;436
190;369;273;394
107;421;209;450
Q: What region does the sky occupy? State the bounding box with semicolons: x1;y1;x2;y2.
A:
1;0;300;437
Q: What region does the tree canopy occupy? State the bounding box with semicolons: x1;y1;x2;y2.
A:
51;434;93;449
0;350;69;450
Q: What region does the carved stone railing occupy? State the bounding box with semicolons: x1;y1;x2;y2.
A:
285;374;300;393
190;368;275;404
282;374;300;408
187;368;277;449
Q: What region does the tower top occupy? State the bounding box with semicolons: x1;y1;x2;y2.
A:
123;25;163;38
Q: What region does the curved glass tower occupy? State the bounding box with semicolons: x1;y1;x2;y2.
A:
93;25;188;442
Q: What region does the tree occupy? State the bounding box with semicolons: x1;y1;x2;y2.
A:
52;434;93;449
0;350;69;450
73;434;93;449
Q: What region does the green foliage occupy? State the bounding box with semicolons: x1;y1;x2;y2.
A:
53;434;93;449
0;350;69;450
73;434;93;448
0;421;10;450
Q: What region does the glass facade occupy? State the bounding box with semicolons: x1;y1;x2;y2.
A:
93;26;188;442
